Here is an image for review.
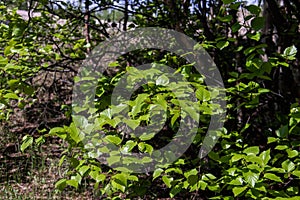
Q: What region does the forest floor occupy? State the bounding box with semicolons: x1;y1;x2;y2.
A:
0;128;97;199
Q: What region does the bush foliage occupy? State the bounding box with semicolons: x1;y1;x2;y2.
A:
0;0;299;199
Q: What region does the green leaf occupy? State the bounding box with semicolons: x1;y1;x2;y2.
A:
89;171;106;182
68;123;84;143
0;56;8;66
108;61;119;67
4;46;11;56
171;111;180;126
12;26;23;37
216;41;229;50
121;140;136;153
21;135;33;152
267;137;278;144
259;149;271;166
205;173;217;180
232;22;241;33
228;177;243;186
246;5;261;15
155;94;167;110
230;2;242;10
243;172;259;187
208;151;220;161
251;17;265;31
258;88;270;93
123;119;140;130
183;106;199;121
49;127;65;135
111;104;127;116
243;146;259;155
231;154;244;162
278;61;289;67
283;45;297;59
107;155;121;166
131;93;149;117
66;179;78;189
137;142;153;153
170;184;182;198
219;15;233;22
162;176;173;188
49;127;67;139
113;173;127;187
261;62;273;74
222;0;235;4
156;74;169;86
73;115;88;128
282;160;295;172
127;175;138;181
196;87;211;101
105;135;122;145
59;155;66;167
55;179;67;191
111;180;126;192
275;145;288;150
3;93;19;99
264;173;282;182
248;32;261;41
233;186;248;197
207;184;220;192
139;132;156;141
286;149;298;158
153;168;164;180
184;169;198;179
245;155;263;166
276;125;288;138
165;167;183;174
244;47;256;55
79;165;90;176
292;170;300;178
198;180;208;190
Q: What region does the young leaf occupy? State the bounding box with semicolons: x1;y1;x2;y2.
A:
231;154;244;162
113;173;127;187
153;168;164;180
21;135;33;152
216;41;229;50
233;186;247;197
79;165;90;176
283;45;297;60
162;176;173;188
121;140;136;153
105;135;122;145
259;149;271;166
264;173;282;182
68;123;84;143
286;149;298;158
243;146;259;155
3;93;19;99
111;180;126;192
66;179;78;189
292;170;300;178
243;172;259;187
55;179;67;191
156;74;169;86
282;160;295;172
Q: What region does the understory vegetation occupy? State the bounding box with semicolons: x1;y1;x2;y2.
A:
0;0;299;199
